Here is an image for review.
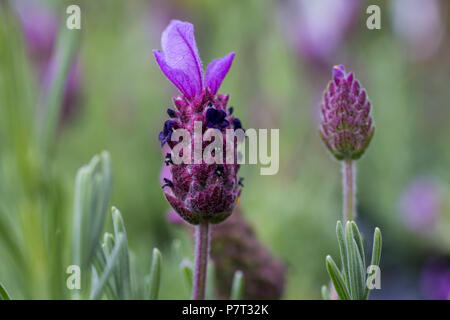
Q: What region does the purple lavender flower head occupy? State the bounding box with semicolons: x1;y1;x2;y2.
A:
320;65;375;160
153;20;243;225
399;179;441;232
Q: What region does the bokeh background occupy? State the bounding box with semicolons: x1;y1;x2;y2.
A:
0;0;450;299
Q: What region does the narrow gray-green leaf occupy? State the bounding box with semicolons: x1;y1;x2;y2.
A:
352;238;366;300
110;208;131;299
0;281;11;300
370;227;382;267
350;221;365;268
345;221;360;299
326;256;351;300
321;285;330;300
112;207;127;236
365;227;382;300
230;270;244;300
90;234;125;300
336;221;348;281
149;248;162;300
180;259;193;295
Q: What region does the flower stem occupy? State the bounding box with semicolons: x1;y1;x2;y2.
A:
192;221;210;300
342;160;356;221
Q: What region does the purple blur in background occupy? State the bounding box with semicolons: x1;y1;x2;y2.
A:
278;0;360;64
399;179;441;232
14;0;82;121
421;259;450;300
390;0;444;61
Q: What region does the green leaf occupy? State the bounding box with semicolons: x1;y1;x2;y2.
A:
72;152;112;273
0;281;11;300
325;256;351;300
321;285;330;300
111;207;131;299
180;259;193;295
90;233;125;300
336;221;348;281
345;221;361;300
149;248;162;300
230;270;244;300
352;238;366;300
350;222;366;299
350;221;365;270
365;227;382;300
371;227;382;267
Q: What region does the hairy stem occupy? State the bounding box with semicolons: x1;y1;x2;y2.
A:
342;160;356;221
192;221;210;300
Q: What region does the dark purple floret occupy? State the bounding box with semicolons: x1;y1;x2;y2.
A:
164;153;173;165
159;119;175;146
214;165;225;177
232;118;242;130
206;108;229;129
167;108;177;118
228;107;234;115
162;178;173;189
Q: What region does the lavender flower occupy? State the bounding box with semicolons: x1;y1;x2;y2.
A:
399;179;441;232
320;65;375;161
153;20;242;226
154;20;242;300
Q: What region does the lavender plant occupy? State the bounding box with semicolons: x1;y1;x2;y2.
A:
72;153;164;300
320;65;382;300
320;65;375;221
72;151;112;280
89;210;164;300
153;20;243;300
0;1;80;298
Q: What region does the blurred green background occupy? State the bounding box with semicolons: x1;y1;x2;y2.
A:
0;0;449;299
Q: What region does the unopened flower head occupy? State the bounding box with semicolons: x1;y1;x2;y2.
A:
153;20;243;225
320;65;375;160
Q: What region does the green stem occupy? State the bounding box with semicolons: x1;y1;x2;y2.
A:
342;160;356;221
192;221;210;300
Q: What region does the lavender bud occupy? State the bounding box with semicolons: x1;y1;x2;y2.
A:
320;65;375;160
